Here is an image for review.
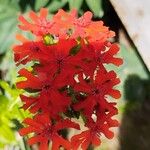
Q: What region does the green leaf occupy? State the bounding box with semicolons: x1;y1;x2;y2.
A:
0;95;9;114
43;34;58;45
85;0;103;17
0;124;15;142
35;0;49;11
69;45;81;56
48;0;68;13
0;0;20;54
0;80;30;148
68;0;83;10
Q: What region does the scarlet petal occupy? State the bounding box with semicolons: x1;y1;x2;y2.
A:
17;68;41;89
39;139;49;150
101;43;123;66
23;118;42;129
19;15;29;26
81;138;90;150
29;105;40;113
108;89;121;99
18;16;34;31
15;34;29;43
40;8;48;18
92;135;101;146
18;24;29;30
71;131;90;150
83;11;93;20
109;44;120;54
108;119;119;127
20;95;37;110
55;119;80;131
111;58;123;66
19;127;37;136
29;11;39;22
52;135;71;150
35;114;50;125
102;126;114;139
28;135;46;145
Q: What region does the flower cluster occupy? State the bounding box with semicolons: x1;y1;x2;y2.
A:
13;8;123;150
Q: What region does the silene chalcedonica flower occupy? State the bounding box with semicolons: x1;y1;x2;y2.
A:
13;8;123;150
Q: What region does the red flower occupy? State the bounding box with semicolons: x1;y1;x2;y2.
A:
20;90;70;119
94;43;123;67
73;70;121;118
19;114;80;150
38;39;77;75
19;8;54;36
17;69;71;118
14;38;78;74
53;9;115;41
70;40;97;77
71;41;123;77
53;9;77;38
13;8;123;150
17;68;42;89
71;11;93;38
71;11;115;41
71;111;119;150
85;21;115;42
13;40;50;65
18;8;115;42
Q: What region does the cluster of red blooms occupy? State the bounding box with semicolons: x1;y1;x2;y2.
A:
13;8;123;150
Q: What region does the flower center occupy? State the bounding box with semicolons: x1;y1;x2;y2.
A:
56;55;66;68
30;44;40;52
57;58;63;65
42;125;53;138
43;84;51;90
92;88;100;96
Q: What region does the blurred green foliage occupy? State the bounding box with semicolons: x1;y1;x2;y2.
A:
0;80;30;148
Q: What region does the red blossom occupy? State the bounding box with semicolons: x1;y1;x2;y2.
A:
17;68;71;118
13;40;50;65
94;43;123;66
53;9;77;38
13;8;123;150
71;11;93;38
70;41;123;77
19;8;54;36
70;11;115;42
19;114;80;150
18;8;115;41
73;70;120;118
71;109;119;150
38;39;77;74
